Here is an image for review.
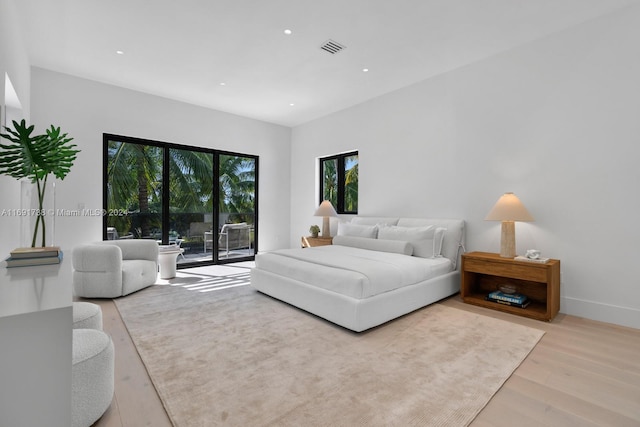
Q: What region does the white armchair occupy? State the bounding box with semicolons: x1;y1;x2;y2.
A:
72;240;158;298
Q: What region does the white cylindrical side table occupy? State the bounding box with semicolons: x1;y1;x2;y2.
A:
158;247;184;279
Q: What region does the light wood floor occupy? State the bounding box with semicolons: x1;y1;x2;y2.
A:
89;288;640;427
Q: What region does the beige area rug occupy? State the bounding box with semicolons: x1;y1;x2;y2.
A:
115;283;544;427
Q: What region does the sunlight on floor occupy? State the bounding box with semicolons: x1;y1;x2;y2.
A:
156;261;254;292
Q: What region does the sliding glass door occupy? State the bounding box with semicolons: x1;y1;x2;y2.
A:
168;147;215;264
218;153;256;259
104;135;258;267
106;141;163;240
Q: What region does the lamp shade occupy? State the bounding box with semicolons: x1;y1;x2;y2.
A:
314;200;337;238
485;192;534;222
314;200;338;217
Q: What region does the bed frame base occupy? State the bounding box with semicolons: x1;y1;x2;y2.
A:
250;268;460;332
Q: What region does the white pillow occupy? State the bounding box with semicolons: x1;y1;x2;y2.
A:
333;235;413;256
377;225;433;257
377;225;447;258
433;227;447;258
337;222;378;239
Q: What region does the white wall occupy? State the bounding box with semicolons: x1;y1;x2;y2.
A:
28;68;292;255
0;0;31;258
291;5;640;329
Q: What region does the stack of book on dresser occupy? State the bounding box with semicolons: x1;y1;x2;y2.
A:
4;246;63;268
485;290;530;308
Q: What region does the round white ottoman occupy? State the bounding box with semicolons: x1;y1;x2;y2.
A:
72;329;114;427
73;302;103;330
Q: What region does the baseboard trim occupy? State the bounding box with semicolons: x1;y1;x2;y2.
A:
561;296;640;330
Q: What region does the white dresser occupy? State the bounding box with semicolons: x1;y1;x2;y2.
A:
0;255;72;427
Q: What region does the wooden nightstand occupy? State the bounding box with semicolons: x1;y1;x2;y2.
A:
301;236;333;248
461;251;560;321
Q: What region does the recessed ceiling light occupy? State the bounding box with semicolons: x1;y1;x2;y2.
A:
116;50;124;55
362;68;369;72
289;103;295;106
284;29;292;35
219;82;226;86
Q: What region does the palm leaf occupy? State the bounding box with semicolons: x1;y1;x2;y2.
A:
0;120;80;182
42;125;80;180
0;120;48;180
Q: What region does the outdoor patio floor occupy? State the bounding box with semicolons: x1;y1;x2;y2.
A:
177;249;254;265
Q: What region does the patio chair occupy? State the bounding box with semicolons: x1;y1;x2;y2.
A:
204;231;214;253
170;238;186;261
106;227;119;240
218;223;251;258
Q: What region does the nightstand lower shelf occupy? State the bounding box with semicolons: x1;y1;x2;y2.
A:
462;292;549;321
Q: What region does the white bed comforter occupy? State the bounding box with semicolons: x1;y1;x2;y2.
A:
254;245;452;299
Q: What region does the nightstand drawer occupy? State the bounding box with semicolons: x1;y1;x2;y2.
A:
464;258;547;282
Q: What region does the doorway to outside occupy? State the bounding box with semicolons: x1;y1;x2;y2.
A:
103;134;258;267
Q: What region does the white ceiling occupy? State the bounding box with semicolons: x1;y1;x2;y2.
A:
13;0;639;127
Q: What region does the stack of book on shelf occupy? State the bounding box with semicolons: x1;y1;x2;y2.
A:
4;246;63;268
485;290;530;308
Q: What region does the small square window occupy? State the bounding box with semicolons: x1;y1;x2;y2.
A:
319;151;358;214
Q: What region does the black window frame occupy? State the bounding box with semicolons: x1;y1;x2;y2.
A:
319;150;358;214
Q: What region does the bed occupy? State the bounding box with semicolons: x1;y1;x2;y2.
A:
250;217;465;332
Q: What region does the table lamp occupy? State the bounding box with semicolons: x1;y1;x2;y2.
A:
314;200;338;237
485;192;534;258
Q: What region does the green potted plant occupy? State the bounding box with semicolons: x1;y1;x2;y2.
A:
309;224;320;238
0;119;79;247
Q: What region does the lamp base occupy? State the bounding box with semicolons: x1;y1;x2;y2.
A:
322;216;331;238
500;221;516;258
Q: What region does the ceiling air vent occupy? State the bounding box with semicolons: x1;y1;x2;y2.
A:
320;39;346;54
